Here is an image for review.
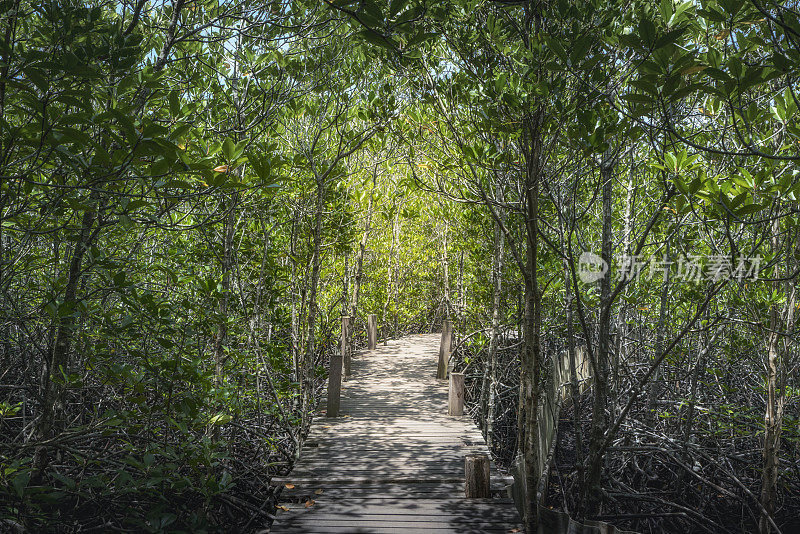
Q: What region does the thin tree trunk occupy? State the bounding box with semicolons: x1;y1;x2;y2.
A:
683;308;712;459
381;210;398;336
758;220;795;533
393;214;401;336
349;174;375;319
213;193;236;381
289;215;301;384
647;239;671;420
36;194;98;469
302;177;326;428
484;217;504;450
564;255;583;490
520;109;542;533
342;253;349;316
586;151;615;514
442;219;450;317
457;250;464;318
611;164;634;423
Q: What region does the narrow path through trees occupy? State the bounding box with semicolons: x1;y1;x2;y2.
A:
270;334;521;534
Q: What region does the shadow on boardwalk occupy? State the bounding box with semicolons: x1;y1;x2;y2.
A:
270;334;522;534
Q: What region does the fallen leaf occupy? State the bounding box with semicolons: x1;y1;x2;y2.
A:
213;165;229;173
284;483;295;489
314;489;324;495
276;505;290;511
510;529;521;533
304;499;315;508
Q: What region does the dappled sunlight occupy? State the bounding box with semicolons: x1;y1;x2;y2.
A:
272;335;521;533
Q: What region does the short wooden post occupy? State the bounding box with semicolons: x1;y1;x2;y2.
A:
367;314;377;350
436;319;452;379
341;315;351;378
448;372;464;416
465;454;490;498
326;350;342;418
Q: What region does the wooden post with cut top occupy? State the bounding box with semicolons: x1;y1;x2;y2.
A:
367;314;377;350
448;372;464;416
341;315;351;378
326;348;343;418
465;454;491;498
437;319;452;379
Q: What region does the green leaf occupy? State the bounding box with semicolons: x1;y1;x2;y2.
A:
654;26;688;50
570;35;593;64
150;157;171;176
719;0;743;16
222;138;236;161
660;0;673;23
618;33;642;49
395;4;423;25
735;204;765;216
389;0;407;18
247;153;274;183
621;93;654;104
731;191;747;209
670;82;706;101
359;1;384;27
545;36;569;63
13;471;29;497
495;73;507;94
664;152;678;171
638;18;656;46
740;67;764;91
113;271;127;287
704;68;731;83
358;29;397;50
169;90;180;116
209;413;232;426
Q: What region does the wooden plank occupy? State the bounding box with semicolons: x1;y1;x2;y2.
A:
274;527;518;534
281;488;503;500
293;452;500;463
274;512;518;532
275;519;522;532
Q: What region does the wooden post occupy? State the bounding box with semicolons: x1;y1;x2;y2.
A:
437;319;452;379
465;454;491;498
367;314;377;350
326;350;342;418
448;372;464;416
341;315;351;378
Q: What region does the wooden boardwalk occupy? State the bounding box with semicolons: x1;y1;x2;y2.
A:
270;334;522;533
